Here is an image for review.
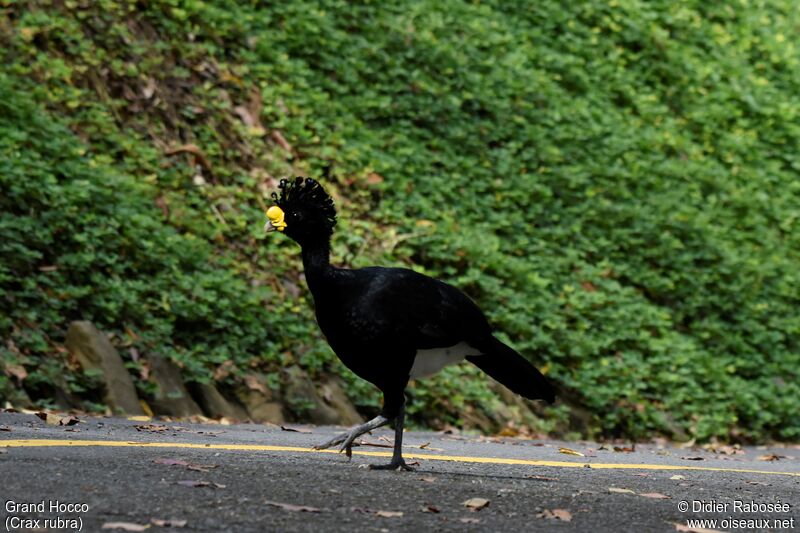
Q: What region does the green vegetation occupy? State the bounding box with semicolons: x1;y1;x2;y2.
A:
1;0;798;441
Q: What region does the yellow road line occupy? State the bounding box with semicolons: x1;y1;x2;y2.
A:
2;439;798;478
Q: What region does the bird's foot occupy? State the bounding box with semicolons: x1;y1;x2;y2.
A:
313;429;366;458
369;458;415;472
311;415;391;460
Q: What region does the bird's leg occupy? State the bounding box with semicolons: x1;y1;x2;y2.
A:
369;403;413;471
313;415;390;458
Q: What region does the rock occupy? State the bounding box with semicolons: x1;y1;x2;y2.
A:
65;321;144;415
234;373;285;424
283;366;344;425
189;382;249;421
146;354;203;418
318;377;363;426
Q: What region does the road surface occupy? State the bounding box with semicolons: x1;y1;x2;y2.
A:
1;412;798;532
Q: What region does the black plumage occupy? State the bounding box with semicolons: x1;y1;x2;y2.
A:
266;177;555;470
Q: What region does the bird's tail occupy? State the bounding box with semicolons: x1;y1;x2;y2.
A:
466;336;556;403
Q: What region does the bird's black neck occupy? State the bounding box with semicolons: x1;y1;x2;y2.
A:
300;238;333;293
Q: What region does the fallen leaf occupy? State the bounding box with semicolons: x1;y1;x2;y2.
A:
614;445;635;452
213;360;235;381
154;458;218;472
101;523;150;531
127;416;151;422
351;507;403;517
187;464;219;473
459;518;481;524
271;130;293;152
413;442;444;451
421;505;440;513
674;522;726;532
35;412;79;426
420;476;436;483
141;78;157;100
536;509;572;522
4;363;27;382
366;172;384;185
154;458;190;467
746;481;769;486
559;447;585;457
670;475;686;480
176;480;225;489
164;144;211;171
608;487;636;494
135;424;169;432
758;454;785;461
680;456;705;461
705;444;743;455
463;498;490;510
150;518;187;528
265;500;324;513
233;105;265;135
639;492;670;499
280;425;312;434
244;375;268;394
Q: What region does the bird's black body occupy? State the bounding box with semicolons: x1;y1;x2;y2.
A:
267;177;555;470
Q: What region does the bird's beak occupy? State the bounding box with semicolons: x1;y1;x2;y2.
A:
265;205;287;233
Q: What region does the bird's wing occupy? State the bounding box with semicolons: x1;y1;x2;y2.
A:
352;267;492;348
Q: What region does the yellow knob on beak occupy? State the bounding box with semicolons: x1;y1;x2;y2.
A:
265;206;287;232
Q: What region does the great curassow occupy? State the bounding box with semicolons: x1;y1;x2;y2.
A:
265;177;555;470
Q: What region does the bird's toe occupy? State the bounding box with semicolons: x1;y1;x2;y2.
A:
369;459;414;472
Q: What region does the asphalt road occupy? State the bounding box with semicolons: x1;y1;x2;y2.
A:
1;412;798;532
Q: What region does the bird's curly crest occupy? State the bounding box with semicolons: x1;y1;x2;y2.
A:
271;177;337;229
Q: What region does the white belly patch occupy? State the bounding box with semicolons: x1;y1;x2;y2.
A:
409;342;480;379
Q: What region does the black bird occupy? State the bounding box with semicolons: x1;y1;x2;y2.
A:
265;177;555;470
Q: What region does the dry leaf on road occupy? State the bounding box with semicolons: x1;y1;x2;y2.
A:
558;447;585;457
36;412;79;426
758;454;785;461
670;475;686;480
463;498;491;510
176;480;225;489
608;487;636;494
154;458;218;473
375;510;404;518
134;424;169;432
265;500;325;513
150;519;187;528
351;507;403;518
537;509;572;521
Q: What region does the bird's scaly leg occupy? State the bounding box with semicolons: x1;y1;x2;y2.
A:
369;403;413;471
313;415;390;458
